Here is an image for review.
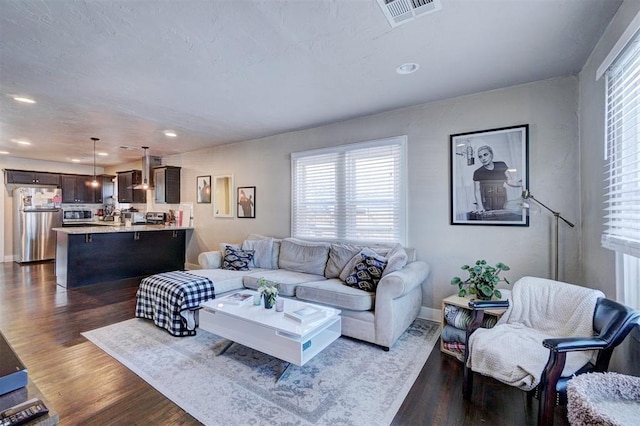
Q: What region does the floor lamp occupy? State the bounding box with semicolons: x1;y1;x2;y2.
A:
521;190;575;281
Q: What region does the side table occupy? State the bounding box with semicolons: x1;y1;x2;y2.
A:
0;379;59;425
440;293;508;360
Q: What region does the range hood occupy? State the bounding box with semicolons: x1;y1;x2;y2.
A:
132;146;161;190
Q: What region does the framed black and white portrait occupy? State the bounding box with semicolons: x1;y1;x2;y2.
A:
197;176;211;204
450;124;529;226
237;186;255;218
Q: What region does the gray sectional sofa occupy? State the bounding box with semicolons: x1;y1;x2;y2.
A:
190;234;430;350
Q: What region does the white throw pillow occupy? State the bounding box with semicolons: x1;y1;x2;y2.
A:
381;243;408;277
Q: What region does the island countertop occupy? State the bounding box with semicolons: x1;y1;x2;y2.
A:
53;224;194;234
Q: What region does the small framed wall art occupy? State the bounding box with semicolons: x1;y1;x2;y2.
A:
450;124;529;226
197;176;211;204
237;186;255;218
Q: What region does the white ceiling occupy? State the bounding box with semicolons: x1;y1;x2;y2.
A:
0;0;622;167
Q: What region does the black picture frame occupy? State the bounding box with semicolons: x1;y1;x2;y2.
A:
450;124;529;226
237;186;255;218
197;176;211;204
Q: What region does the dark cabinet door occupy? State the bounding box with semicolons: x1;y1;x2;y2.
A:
117;170;146;203
94;175;115;204
61;175;95;203
35;172;61;185
117;172;132;202
154;166;181;204
5;170;60;185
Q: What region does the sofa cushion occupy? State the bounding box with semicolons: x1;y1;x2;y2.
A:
343;252;388;292
243;269;326;297
188;269;250;294
222;246;254;271
325;243;363;278
241;238;274;269
295;279;375;311
278;238;330;276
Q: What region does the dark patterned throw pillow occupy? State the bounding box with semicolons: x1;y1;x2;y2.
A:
222;246;254;271
344;253;388;292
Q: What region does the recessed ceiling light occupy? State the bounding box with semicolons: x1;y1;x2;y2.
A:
12;96;36;104
98;152;108;156
11;139;31;145
396;63;420;75
0;151;9;155
164;130;177;137
71;159;81;163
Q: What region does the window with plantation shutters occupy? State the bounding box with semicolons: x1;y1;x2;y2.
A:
291;136;407;245
602;31;640;257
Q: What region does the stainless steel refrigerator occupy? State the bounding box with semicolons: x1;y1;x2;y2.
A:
13;187;63;263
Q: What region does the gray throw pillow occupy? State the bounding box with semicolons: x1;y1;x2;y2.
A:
325;243;362;278
242;238;274;269
381;243;408;277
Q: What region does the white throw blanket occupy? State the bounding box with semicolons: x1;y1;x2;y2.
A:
467;276;604;391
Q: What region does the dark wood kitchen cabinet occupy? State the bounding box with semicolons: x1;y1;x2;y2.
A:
117;170;146;203
93;174;115;204
61;174;94;203
4;169;60;186
154;166;181;204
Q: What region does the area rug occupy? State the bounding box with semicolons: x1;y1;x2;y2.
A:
83;317;439;426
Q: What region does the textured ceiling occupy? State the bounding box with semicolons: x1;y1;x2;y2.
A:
0;0;622;167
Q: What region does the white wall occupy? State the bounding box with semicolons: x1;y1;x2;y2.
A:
164;76;581;310
578;0;640;298
0;77;584;312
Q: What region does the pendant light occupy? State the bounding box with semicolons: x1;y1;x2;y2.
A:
141;146;149;190
91;137;99;187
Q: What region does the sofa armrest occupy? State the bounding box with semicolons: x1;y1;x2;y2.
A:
198;251;222;269
376;261;429;299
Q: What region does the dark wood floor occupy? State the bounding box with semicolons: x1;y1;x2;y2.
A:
0;261;569;425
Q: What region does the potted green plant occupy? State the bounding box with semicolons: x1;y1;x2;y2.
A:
450;259;510;300
257;277;279;309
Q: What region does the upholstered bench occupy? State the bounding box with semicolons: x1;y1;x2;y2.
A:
135;270;215;336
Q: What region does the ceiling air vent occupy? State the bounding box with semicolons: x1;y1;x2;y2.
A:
377;0;442;28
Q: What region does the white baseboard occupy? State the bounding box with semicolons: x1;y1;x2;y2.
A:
3;255;16;263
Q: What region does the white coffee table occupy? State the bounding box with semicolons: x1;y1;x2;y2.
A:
199;291;341;380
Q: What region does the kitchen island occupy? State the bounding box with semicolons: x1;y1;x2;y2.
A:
53;225;193;288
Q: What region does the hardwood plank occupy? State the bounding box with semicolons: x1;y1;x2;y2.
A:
0;261;569;425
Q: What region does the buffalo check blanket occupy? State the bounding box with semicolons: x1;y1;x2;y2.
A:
135;271;215;336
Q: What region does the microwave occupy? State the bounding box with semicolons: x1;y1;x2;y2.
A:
62;209;93;223
122;212;146;224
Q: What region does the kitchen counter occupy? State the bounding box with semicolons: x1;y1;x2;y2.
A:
53;224;193;234
53;225;192;288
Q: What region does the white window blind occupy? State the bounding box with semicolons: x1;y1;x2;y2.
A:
602;30;640;257
291;136;407;245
